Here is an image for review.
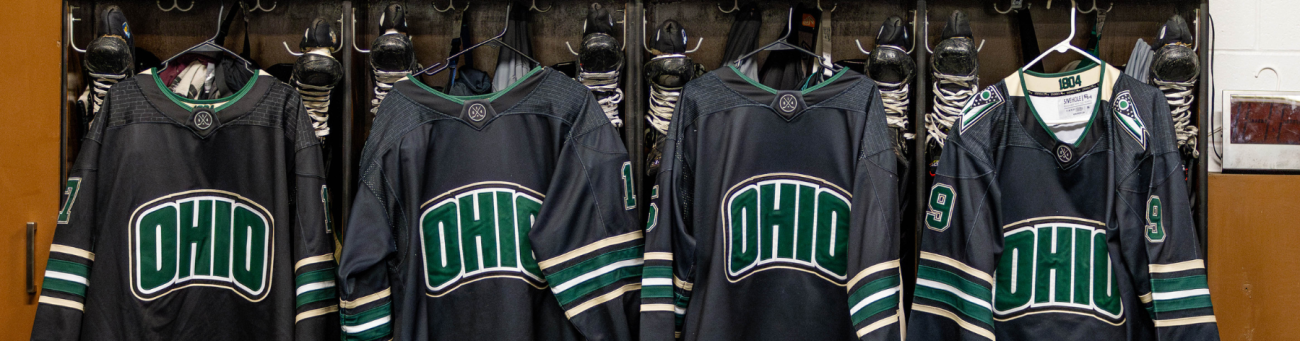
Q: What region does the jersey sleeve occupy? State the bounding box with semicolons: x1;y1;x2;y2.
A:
845;88;904;341
528;96;641;341
287;100;341;340
640;95;697;341
336;113;403;341
906;93;1001;341
31;104;106;341
1134;89;1219;340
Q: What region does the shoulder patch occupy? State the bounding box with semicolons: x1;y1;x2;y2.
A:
1112;90;1147;149
959;87;1005;134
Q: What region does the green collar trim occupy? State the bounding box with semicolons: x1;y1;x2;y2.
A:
409;66;545;104
727;64;849;95
1017;62;1105;147
150;67;257;112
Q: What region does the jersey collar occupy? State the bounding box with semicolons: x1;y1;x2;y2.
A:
1009;63;1120;168
396;66;548;129
717;65;858;120
138;68;274;137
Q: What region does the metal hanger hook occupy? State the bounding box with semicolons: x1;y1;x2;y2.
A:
718;0;739;13
350;8;370;53
1191;9;1201;52
67;6;87;53
1255;67;1280;91
529;0;551;13
247;0;275;12
158;0;194;12
433;0;468;13
818;0;836;12
994;0;1028;15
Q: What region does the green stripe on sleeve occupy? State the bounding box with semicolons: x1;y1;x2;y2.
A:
547;245;643;286
851;293;899;325
1154;295;1214;313
849;275;900;306
1151;275;1209;293
41;278;86;297
918;265;992;302
46;259;90;277
296;268;336;287
296;288;337;308
643;265;673;279
554;266;642;305
342;302;391;327
913;285;993;326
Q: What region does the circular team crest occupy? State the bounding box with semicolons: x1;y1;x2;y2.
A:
467;103;488;122
193;110;214;129
1056;145;1073;163
777;94;798;113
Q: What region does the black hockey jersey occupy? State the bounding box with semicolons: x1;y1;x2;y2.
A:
907;64;1219;340
641;65;903;341
338;67;640;341
32;68;339;340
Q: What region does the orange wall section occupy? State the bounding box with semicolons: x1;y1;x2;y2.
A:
0;0;64;339
1208;173;1300;341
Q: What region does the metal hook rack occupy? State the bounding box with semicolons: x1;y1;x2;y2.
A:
157;0;195;12
818;0;836;12
67;6;87;53
718;0;739;13
246;0;276;12
433;0;468;13
1074;0;1112;14
994;0;1028;15
350;7;370;53
529;0;551;13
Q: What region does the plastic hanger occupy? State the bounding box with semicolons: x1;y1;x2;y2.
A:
158;3;255;75
419;4;539;76
1022;0;1102;70
732;7;834;71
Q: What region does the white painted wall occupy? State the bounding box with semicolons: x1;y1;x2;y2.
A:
1208;0;1300;171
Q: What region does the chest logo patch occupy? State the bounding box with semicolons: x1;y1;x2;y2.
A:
467;103;488;122
419;182;547;296
1056;145;1073;163
1112;90;1148;149
193;109;215;130
960;87;1005;134
723;173;851;284
778;94;799;113
129;190;274;302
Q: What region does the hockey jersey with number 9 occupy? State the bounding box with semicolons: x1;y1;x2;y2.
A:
907;63;1219;340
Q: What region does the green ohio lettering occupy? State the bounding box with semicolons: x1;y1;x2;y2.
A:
724;174;851;283
130;191;274;301
992;222;1124;324
420;183;546;295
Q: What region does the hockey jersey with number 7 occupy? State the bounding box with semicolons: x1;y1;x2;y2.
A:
907;63;1219;340
31;68;339;340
